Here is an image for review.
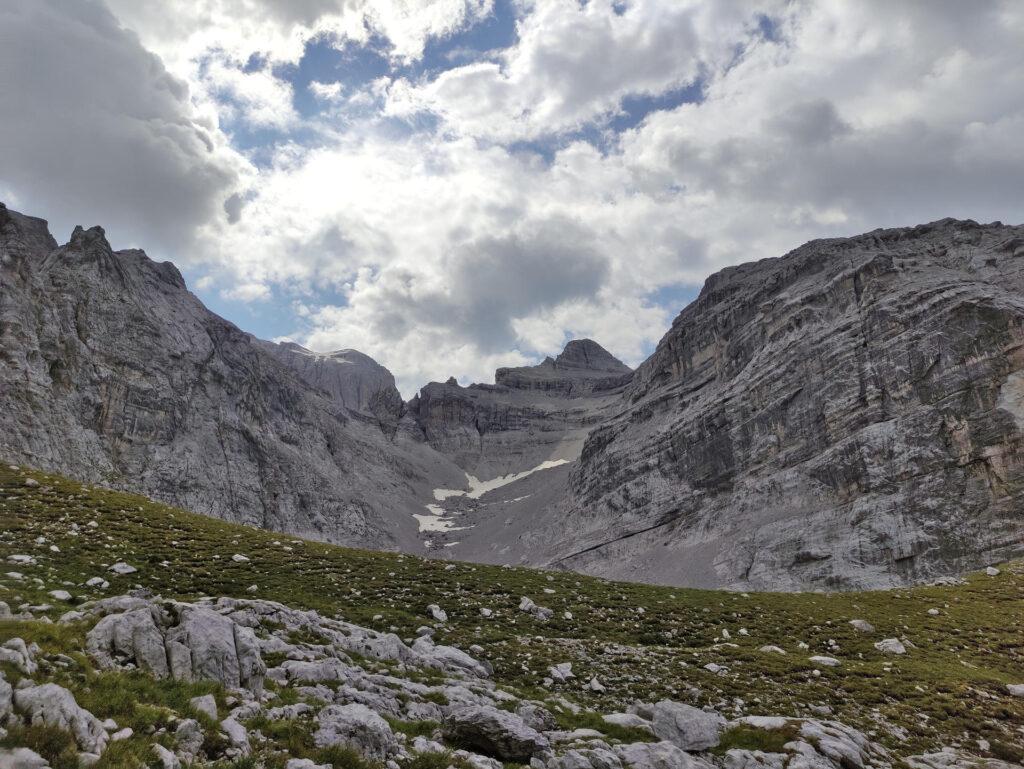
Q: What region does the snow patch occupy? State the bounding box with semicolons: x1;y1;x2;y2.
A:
415;459;569;536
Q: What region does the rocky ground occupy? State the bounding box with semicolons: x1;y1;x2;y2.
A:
1;464;1023;768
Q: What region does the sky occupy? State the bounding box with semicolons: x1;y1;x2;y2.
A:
2;0;1023;396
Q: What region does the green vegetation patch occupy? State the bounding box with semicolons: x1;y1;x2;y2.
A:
0;462;1022;762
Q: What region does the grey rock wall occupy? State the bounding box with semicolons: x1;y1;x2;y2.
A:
540;219;1024;589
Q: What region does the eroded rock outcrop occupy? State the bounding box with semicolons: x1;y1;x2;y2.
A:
86;600;266;694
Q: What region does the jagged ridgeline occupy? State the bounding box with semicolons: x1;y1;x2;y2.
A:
0;465;1022;768
2;201;1024;589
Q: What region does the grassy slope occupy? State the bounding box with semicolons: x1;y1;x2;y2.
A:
1;463;1022;763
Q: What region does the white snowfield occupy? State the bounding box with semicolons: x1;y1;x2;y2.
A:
416;459;570;534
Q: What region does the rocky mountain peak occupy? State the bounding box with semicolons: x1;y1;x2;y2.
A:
262;340;405;432
553;338;631;373
69;224;108;249
493;339;633;395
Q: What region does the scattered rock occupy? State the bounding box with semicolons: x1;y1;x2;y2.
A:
13;682;108;754
516;703;558;732
549;662;574;682
518;597;553;620
221;716;250;754
108;562;137;575
0;671;12;720
603;713;654;734
907;748;1024;769
190;693;218;720
848;620;875;634
808;656;840;667
287;760;332;769
650;700;725;751
0;748;50;768
444;705;550;762
616;740;714;769
175;718;204;760
314;703;398;759
152;743;182;769
874;638;907;655
0;639;38;674
427;604;448;622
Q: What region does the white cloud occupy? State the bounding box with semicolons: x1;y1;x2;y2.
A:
386;0;780;141
221;282;272;301
5;0;1023;398
103;0;494;74
0;0;248;253
617;0;1024;262
190;129;710;393
203;56;299;129
309;80;345;101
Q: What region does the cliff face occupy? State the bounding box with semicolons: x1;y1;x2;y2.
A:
0;203;459;550
540;219;1024;589
409;339;631;476
261;342;406;436
401;340;632;562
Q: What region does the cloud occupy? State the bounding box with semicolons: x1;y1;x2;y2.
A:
618;0;1024;261
0;0;247;252
189;128;713;393
201;56;299;129
5;0;1024;398
310;80;345;101
103;0;495;73
386;0;779;141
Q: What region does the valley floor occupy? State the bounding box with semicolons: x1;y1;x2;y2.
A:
1;463;1022;767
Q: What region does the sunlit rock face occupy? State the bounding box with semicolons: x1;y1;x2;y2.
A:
0;202;461;553
538;218;1024;589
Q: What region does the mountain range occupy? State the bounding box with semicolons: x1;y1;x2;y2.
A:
3;200;1023;590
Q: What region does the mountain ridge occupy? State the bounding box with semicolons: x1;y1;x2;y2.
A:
3;200;1024;590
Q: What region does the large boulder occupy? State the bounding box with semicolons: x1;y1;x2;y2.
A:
13;683;108;755
86;599;266;695
443;705;550;762
411;637;491;678
87;606;169;676
314;703;399;759
615;741;715;769
165;604;265;694
651;701;725;751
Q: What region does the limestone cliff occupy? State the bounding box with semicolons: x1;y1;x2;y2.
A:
0;202;461;550
539;219;1024;589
